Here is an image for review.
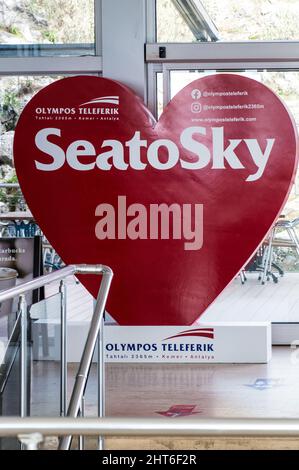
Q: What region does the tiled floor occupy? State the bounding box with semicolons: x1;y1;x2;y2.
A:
29;275;299;449
202;273;299;323
30;346;299;449
32;346;299;419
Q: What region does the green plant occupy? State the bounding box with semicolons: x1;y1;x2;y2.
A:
3;90;20;110
0;90;20;132
7;25;21;36
42;30;56;43
28;0;94;43
17;80;34;97
0;175;21;212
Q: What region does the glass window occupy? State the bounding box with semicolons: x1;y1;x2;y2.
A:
157;0;195;42
203;0;299;41
0;0;95;56
157;0;299;42
170;69;299;125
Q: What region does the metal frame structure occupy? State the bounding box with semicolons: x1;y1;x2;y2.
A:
146;41;299;64
171;0;219;41
146;42;299;109
0;56;102;76
160;61;299;108
0;0;103;76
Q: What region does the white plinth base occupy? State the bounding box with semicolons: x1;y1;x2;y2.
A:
104;322;271;363
32;321;271;364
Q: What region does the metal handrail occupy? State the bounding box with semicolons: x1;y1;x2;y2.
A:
0;265;75;302
0;264;109;303
0;263;113;450
1;416;299;437
59;264;113;449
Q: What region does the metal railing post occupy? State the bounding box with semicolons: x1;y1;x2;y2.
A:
98;314;105;450
59;280;67;417
59;266;113;450
78;396;85;450
18;433;43;450
19;295;28;419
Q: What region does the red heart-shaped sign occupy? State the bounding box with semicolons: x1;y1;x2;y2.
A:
13;74;298;325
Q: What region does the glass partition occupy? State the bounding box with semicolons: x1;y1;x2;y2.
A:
0;312;29;450
0;291;63;448
30;293;62;362
28;293;63;417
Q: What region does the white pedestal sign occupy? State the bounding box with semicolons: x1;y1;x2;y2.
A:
104;322;271;363
32;321;271;363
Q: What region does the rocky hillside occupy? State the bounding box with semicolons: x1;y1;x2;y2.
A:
157;0;299;41
0;0;94;44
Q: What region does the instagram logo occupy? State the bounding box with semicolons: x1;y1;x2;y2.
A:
191;102;201;113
